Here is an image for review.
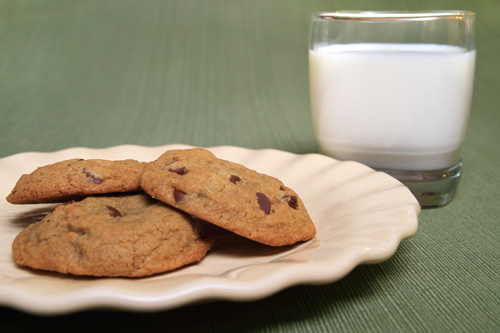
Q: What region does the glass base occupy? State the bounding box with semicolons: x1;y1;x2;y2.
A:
376;161;463;208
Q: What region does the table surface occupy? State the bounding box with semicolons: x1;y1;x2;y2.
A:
1;0;499;331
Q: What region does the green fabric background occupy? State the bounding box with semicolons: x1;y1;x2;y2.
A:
1;0;499;331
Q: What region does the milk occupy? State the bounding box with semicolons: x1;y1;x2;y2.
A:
309;43;476;171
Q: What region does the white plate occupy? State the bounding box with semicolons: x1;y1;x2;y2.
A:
0;145;419;315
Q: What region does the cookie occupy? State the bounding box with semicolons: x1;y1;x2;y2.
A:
12;194;213;277
6;158;146;204
140;148;316;246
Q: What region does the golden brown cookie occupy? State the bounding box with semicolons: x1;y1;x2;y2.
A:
12;194;213;277
140;148;316;246
6;159;146;204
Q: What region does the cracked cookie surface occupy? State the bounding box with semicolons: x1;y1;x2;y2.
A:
6;158;146;204
12;194;213;277
140;148;316;246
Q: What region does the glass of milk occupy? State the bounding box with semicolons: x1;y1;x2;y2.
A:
309;11;476;208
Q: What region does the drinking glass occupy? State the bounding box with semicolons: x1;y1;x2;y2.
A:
309;11;476;208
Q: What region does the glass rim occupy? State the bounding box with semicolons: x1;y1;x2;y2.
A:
313;10;475;21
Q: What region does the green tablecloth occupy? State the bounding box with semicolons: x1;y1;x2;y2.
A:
1;0;499;331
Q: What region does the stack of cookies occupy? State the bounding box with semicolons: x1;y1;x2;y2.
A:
7;148;316;278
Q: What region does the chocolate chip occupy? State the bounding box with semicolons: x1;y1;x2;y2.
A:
279;185;285;191
256;192;271;214
169;166;187;175
83;169;104;184
106;206;122;217
283;195;299;210
174;189;185;203
230;175;241;184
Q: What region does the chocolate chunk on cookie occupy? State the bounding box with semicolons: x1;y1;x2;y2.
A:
12;194;213;277
140;148;316;246
6;159;146;204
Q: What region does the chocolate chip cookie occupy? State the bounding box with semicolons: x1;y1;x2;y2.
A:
140;148;316;246
12;194;213;277
6;159;146;204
